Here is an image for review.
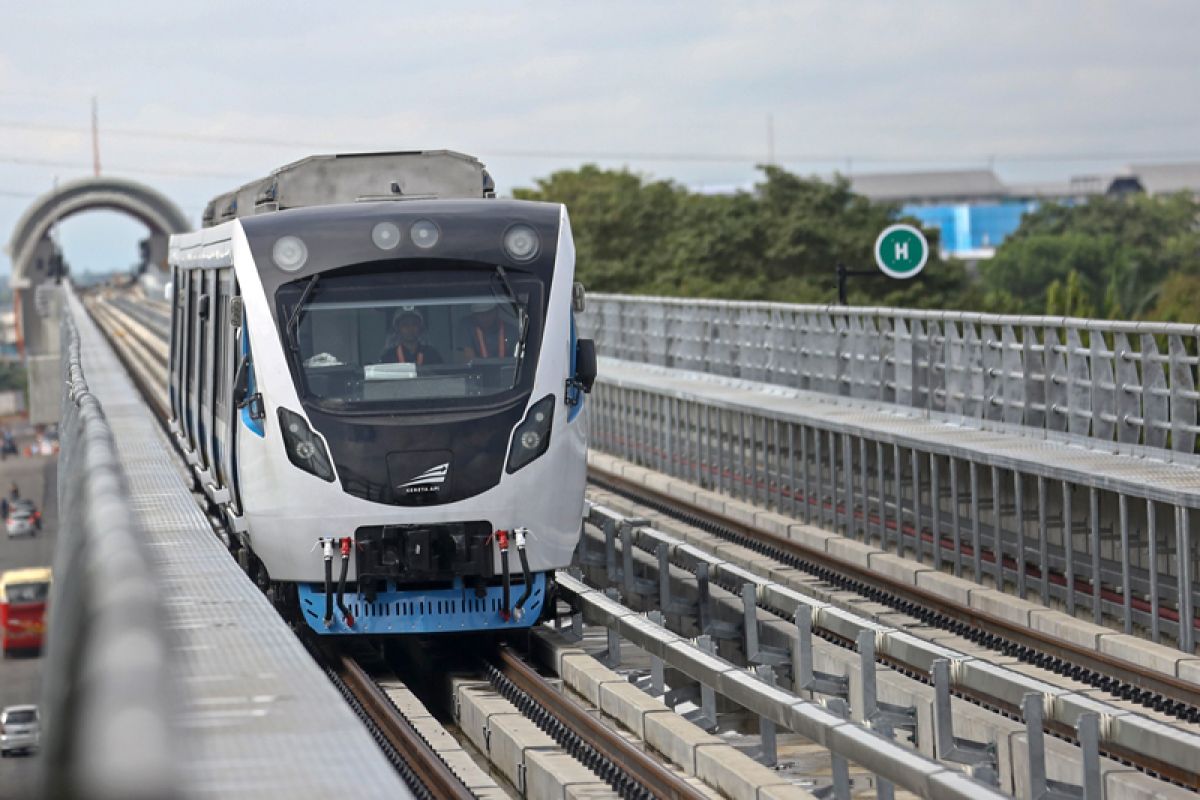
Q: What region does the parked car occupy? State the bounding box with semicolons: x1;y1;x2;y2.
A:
0;705;40;756
5;508;37;538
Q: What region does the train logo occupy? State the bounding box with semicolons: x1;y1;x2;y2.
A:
398;463;449;494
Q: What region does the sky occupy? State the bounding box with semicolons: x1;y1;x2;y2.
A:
1;1;1198;274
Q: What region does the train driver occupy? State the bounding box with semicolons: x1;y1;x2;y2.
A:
379;307;443;365
457;303;519;362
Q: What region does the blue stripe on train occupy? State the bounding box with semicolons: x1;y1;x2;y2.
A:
240;328;264;437
297;572;549;635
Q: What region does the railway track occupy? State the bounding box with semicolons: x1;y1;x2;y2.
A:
315;643;478;800
589;470;1200;720
580;472;1200;792
87;286;1200;797
487;644;707;800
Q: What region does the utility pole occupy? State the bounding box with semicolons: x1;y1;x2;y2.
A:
91;96;101;176
766;113;775;165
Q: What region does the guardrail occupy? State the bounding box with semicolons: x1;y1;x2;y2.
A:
589;359;1200;653
40;292;178;800
580;294;1200;458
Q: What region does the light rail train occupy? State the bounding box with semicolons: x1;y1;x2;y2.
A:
166;151;596;635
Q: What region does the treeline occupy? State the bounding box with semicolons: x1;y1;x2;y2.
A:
513;165;1200;321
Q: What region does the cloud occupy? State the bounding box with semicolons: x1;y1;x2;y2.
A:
0;1;1197;273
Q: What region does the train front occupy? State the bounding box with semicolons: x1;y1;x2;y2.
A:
235;199;592;635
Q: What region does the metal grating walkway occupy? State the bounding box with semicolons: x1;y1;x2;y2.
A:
66;290;412;799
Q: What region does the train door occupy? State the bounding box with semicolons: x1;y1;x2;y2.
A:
168;265;180;422
180;269;196;451
188;270;207;471
200;268;218;478
213;270;239;507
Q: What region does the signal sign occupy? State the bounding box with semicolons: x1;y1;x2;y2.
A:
874;224;929;279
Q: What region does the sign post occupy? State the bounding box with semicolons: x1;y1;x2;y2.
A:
836;224;930;304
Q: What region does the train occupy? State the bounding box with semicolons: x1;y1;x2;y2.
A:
165;151;596;635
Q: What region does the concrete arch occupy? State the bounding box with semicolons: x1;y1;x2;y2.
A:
7;176;191;288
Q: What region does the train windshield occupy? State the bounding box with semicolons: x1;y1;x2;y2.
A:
277;265;544;411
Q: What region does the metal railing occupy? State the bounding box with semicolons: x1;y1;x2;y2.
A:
580;294;1200;458
589;363;1200;653
40;299;178;800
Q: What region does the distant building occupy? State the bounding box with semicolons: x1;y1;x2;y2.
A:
848;169;1007;204
847;163;1200;259
1130;163;1200;197
900;200;1038;260
0;309;16;360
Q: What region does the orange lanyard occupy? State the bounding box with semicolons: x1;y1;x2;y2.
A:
396;344;424;365
474;321;506;358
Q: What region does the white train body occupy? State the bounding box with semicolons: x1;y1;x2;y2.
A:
166;153;594;635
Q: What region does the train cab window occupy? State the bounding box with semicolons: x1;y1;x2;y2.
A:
276;266;544;411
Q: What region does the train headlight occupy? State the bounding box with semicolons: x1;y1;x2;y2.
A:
278;408;335;482
506;394;554;474
272;236;308;272
503;224;539;262
371;221;401;250
410;219;440;249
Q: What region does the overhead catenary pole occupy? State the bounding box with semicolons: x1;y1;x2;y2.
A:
91;96;101;176
766;113;775;165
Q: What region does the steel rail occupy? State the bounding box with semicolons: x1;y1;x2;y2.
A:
494;645;706;800
331;652;475;800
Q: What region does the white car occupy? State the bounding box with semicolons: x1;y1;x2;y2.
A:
5;509;36;538
0;705;40;756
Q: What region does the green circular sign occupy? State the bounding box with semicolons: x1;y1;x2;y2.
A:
874;224;929;279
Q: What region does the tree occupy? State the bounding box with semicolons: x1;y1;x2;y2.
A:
980;193;1200;316
1044;270;1097;318
1147;273;1200;323
513;164;960;306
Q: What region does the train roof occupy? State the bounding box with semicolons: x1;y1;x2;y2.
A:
0;566;51;588
238;196;561;235
203;150;495;228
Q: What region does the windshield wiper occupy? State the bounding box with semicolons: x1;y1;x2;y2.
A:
493;266;528;346
286;274;320;353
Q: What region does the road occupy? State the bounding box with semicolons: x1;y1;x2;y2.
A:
0;451;57;800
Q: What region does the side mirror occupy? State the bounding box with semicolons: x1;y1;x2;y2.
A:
232;354;249;406
572;282;586;313
575;338;597;393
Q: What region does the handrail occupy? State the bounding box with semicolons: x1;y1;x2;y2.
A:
580;293;1200;456
39;287;178;800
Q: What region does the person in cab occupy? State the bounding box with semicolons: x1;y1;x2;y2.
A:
379;308;443;366
458;303;519;361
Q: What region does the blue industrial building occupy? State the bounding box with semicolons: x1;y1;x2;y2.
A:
848;165;1198;259
901;201;1038;259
